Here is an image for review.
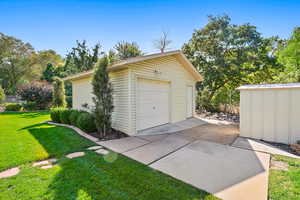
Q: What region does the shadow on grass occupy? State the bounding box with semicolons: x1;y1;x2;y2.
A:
43;152;214;200
19;112;49;118
27;124;93;158
0;111;49;116
18;123;47;131
24;123;215;199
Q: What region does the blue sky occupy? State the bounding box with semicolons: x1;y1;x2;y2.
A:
0;0;299;56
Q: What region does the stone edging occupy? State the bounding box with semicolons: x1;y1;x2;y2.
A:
47;121;100;143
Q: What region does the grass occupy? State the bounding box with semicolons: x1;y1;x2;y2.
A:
269;155;300;200
0;152;217;200
0;112;94;171
0;112;218;200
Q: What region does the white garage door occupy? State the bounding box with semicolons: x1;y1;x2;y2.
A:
137;79;170;130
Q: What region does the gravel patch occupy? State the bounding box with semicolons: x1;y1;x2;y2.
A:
271;157;289;171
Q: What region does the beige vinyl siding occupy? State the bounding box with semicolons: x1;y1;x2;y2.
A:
110;69;130;134
71;55;198;136
71;69;131;134
128;55;196;134
72;77;93;110
240;88;300;144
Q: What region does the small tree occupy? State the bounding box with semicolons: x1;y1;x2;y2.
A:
52;77;66;108
0;85;5;102
42;63;58;83
92;56;114;138
113;41;143;60
153;31;172;53
17;81;53;109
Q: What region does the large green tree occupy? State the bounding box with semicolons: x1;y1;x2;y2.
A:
0;33;35;94
113;41;143;60
276;27;300;82
31;50;63;80
182;15;279;110
64;40;101;75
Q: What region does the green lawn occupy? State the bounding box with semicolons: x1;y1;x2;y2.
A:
269;155;300;200
0;112;218;200
0;112;93;171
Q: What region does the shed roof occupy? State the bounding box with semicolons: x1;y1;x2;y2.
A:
237;83;300;90
63;50;203;81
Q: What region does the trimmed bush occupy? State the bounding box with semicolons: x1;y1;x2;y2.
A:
59;109;73;124
50;108;65;123
66;96;72;108
69;110;81;126
5;103;22;111
23;102;38;111
0;86;5;102
52;77;67;108
76;112;97;133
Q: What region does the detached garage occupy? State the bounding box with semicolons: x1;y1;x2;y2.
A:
238;83;300;144
64;50;202;135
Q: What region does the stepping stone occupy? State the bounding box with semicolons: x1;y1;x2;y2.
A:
95;149;110;155
48;158;58;163
41;165;53;169
0;167;20;179
66;152;85;159
32;158;58;167
87;146;103;150
32;160;50;167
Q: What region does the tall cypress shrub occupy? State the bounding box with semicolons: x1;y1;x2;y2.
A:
0;85;5;102
52;77;66;108
92;56;114;138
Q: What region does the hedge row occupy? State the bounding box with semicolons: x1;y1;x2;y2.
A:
3;102;45;112
50;108;97;133
4;103;23;111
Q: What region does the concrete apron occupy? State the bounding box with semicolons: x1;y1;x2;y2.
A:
150;140;270;200
100;133;270;200
232;137;300;159
136;117;207;136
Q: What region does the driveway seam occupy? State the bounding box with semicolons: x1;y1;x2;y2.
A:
147;138;196;166
133;136;153;142
121;139;154;153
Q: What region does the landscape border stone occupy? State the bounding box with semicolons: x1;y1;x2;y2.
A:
47;121;99;142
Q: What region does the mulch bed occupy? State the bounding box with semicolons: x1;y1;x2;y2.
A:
87;129;128;141
197;110;240;123
262;140;300;156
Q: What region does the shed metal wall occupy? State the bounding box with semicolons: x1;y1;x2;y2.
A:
240;88;300;144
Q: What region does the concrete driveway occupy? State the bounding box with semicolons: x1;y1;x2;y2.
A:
98;121;269;200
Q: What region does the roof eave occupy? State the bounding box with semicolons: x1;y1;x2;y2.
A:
175;52;203;82
63;50;203;82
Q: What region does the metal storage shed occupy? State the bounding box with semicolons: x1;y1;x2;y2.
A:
237;83;300;144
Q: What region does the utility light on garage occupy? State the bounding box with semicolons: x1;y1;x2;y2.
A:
154;69;162;75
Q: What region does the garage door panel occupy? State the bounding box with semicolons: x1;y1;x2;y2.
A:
137;79;170;130
139;93;168;102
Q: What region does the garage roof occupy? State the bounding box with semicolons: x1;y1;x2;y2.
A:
63;50;203;81
237;83;300;90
